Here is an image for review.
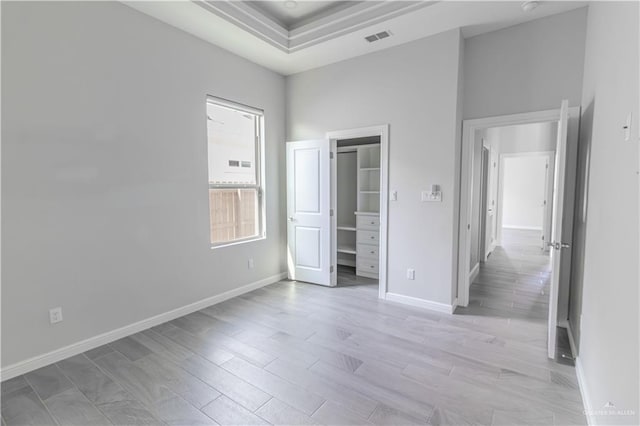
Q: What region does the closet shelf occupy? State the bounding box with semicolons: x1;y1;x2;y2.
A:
337;246;357;255
360;167;380;171
355;211;380;216
337;226;356;231
359;191;380;194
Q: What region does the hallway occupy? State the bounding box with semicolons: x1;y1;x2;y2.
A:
466;229;551;321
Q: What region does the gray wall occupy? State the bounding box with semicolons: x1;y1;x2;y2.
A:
570;2;639;423
287;29;464;305
495;122;557;155
464;8;588;119
1;2;286;368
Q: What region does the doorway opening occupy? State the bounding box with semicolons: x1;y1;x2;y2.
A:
457;103;579;360
335;137;381;288
328;126;389;297
285;125;389;298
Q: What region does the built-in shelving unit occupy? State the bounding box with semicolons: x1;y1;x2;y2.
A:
357;145;381;216
336;143;381;275
355;145;381;278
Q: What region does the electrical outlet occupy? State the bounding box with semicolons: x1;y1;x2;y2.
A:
624;112;632;141
406;268;415;280
248;258;254;269
49;307;63;324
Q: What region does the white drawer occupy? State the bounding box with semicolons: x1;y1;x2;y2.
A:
357;230;379;244
357;244;379;260
356;215;380;230
357;259;379;274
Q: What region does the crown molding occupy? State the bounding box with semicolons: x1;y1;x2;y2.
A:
195;0;437;54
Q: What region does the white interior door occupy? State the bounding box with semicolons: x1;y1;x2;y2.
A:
548;100;570;359
286;140;333;286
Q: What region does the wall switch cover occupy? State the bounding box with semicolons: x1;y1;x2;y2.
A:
390;190;398;201
421;191;442;202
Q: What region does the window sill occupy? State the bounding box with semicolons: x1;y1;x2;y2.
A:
210;235;266;250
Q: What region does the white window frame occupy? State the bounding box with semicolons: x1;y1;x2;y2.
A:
207;96;266;249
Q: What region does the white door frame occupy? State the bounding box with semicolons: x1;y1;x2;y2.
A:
326;125;389;299
496;151;555;245
457;108;579;307
479;146;490;262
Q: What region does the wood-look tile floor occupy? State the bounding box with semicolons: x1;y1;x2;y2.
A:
2;229;585;425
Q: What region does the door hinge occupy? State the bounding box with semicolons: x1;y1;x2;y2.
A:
330;152;334;159
330;209;334;216
330;265;334;273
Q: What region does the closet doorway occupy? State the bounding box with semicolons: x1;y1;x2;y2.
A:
329;125;389;297
335;140;380;288
285;125;388;298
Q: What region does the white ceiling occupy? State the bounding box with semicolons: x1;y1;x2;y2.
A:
124;1;588;76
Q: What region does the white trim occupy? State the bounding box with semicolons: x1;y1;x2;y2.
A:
385;293;457;314
469;262;480;283
564;322;594;426
326;125;389;300
0;272;287;381
575;357;595;426
502;225;543;231
457;107;579;308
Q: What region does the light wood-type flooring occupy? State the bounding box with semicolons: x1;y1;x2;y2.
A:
1;229;585;425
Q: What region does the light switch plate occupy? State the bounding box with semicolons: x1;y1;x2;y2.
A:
421;191;442;202
390;190;398;201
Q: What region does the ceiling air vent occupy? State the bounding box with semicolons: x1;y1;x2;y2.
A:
365;31;392;43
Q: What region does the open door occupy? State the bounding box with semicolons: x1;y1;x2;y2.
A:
548;100;570;359
286;140;334;286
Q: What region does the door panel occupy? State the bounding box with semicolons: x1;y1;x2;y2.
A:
295;227;321;268
286;140;332;286
548;100;569;359
294;149;321;212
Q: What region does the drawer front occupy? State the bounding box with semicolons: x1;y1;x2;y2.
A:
356;215;380;230
357;244;379;260
357;259;379;274
357;230;379;244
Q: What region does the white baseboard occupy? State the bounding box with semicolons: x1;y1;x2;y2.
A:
575;355;594;425
469;263;480;283
1;272;288;382
502;225;543;231
384;292;456;314
566;323;594;426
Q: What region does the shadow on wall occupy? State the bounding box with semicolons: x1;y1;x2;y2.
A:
568;99;595;355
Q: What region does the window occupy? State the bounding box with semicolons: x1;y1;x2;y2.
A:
206;97;264;247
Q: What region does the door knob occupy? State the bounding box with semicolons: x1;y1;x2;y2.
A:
547;241;571;250
288;217;296;222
